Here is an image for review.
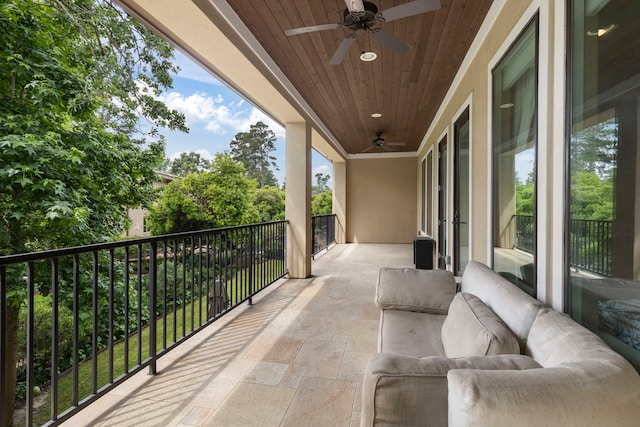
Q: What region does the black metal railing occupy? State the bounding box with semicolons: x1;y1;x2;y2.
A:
513;215;613;277
514;215;535;254
311;214;336;257
569;218;612;277
0;221;287;427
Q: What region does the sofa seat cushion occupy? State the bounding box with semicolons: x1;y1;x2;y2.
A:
376;268;457;314
379;309;446;357
362;354;542;427
442;293;520;357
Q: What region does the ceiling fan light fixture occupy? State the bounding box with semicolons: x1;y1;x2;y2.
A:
360;51;377;61
371;112;382;118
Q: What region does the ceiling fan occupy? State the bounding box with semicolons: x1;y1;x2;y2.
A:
362;131;406;152
285;0;442;65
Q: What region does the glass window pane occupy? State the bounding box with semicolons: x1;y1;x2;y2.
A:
427;151;433;236
492;17;538;295
455;110;470;275
568;0;640;368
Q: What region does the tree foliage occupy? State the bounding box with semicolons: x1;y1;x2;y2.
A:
312;190;333;216
167;151;211;176
229;122;279;187
0;1;186;422
147;153;259;234
569;119;616;221
1;0;186;255
314;172;330;192
253;186;285;222
570;171;614;220
571;119;617;178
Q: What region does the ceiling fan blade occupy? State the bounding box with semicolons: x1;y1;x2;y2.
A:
285;23;341;36
370;29;411;54
380;0;441;22
344;0;365;13
361;145;376;153
330;36;356;65
387;142;407;147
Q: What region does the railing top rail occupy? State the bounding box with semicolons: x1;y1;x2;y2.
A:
0;220;288;266
569;217;613;224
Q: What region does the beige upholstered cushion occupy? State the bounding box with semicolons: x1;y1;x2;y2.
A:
461;261;543;351
376;268;456;314
378;310;446;357
448;360;640;427
442;293;520;357
526;308;628;367
448;309;640;426
361;354;541;427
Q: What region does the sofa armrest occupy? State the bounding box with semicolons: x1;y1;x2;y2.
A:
375;268;456;314
361;353;541;427
447;361;640;427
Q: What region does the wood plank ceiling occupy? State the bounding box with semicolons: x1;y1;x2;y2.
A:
225;0;493;155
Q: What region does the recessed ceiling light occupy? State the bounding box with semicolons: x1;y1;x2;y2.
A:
500;103;514;109
360;51;377;62
371;113;382;118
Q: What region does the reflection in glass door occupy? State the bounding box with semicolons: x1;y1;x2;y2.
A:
568;0;640;369
454;108;470;275
492;16;538;296
438;136;448;269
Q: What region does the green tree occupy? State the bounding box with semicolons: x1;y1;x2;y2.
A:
515;173;535;217
314;172;330;192
168;151;211;176
0;1;186;422
571;119;617;178
571;171;614;220
253;185;285;222
147;153;259;234
312;190;333;216
229;122;279;187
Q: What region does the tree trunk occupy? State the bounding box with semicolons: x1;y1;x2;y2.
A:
2;305;19;427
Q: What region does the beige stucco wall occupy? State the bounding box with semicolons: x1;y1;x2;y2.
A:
347;157;417;243
415;0;564;307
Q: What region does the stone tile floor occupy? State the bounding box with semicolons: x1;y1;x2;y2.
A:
63;243;413;427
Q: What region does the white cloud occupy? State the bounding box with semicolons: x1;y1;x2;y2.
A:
160;89;285;140
236;108;285;139
160;91;245;135
312;164;333;187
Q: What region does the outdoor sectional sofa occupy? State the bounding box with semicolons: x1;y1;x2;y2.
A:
361;261;640;426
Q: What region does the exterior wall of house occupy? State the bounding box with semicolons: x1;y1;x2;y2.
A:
415;0;564;307
346;157;417;243
123;172;175;238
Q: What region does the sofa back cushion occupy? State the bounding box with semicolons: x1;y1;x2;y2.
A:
525;308;628;367
461;261;543;352
442;292;520;357
376;268;457;314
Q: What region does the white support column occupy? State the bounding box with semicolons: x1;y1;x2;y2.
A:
286;121;312;278
333;161;347;244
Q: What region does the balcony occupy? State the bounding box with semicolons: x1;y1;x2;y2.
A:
1;217;411;426
57;243;411;426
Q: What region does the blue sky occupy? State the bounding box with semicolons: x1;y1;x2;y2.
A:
157;50;332;187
